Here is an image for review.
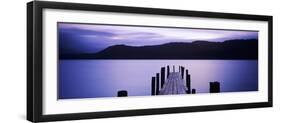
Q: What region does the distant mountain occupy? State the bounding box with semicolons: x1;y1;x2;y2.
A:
60;39;258;59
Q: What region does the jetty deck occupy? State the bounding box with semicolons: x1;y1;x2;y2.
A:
118;65;220;97
158;72;188;95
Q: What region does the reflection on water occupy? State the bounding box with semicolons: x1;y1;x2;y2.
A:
59;60;258;99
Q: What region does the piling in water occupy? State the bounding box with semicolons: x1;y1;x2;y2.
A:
151;77;156;95
186;70;191;94
117;90;128;97
191;89;196;94
167;65;170;78
156;73;160;95
210;81;220;93
181;66;185;79
161;67;165;88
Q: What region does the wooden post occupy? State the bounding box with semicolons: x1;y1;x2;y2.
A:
167;65;170;78
210;82;213;93
117;90;128;97
161;67;165;88
215;81;220;92
186;70;191;94
191;89;196;94
151;77;156;95
210;81;220;93
181;66;185;79
156;73;160;95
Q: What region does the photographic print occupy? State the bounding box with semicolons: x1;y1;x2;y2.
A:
58;22;258;99
27;1;272;122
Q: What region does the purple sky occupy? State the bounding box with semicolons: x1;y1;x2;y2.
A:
59;23;258;54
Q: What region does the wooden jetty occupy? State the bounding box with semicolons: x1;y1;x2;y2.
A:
158;72;188;95
151;66;192;95
150;65;222;95
117;65;221;97
151;65;200;95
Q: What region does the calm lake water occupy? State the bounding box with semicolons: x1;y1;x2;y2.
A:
59;60;258;99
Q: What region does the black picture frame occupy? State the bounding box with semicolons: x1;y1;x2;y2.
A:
27;1;273;122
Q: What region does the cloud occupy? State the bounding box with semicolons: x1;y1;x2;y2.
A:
59;24;116;37
58;22;258;54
